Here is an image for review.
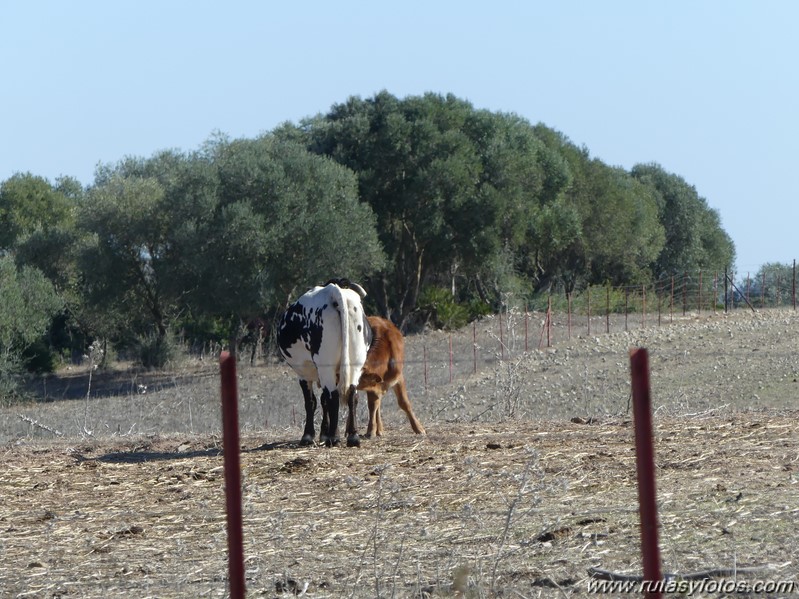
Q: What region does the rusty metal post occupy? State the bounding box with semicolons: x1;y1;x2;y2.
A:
657;282;661;327
670;275;674;322
698;270;702;314
567;292;572;340
219;351;245;599
629;348;663;599
624;287;629;331
683;271;688;316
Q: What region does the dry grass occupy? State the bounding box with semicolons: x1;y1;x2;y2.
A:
2;411;797;597
4;308;799;596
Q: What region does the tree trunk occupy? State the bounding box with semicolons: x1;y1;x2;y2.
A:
398;248;424;332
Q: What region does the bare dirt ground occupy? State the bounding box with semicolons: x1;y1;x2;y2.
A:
1;308;799;597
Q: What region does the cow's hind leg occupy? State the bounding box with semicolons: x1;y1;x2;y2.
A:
299;380;317;446
320;396;330;445
345;385;361;447
393;377;426;434
321;388;341;447
365;391;383;438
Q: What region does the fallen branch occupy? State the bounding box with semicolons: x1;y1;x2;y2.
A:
17;414;63;437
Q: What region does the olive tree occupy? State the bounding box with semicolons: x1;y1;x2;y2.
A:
0;256;63;397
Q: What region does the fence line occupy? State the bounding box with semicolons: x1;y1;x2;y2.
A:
537;266;797;324
405;266;798;395
241;264;799;396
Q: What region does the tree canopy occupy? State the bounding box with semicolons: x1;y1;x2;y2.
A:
0;90;738;377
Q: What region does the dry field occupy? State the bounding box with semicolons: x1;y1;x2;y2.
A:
1;308;798;597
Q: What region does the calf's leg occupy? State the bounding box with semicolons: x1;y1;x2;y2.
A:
365;391;383;438
393;378;426;434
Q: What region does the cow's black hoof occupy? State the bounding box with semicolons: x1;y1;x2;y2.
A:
324;437;340;447
346;434;361;448
300;435;315;447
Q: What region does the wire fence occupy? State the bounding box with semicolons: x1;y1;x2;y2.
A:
401;264;799;395
534;266;797;339
548;266;795;320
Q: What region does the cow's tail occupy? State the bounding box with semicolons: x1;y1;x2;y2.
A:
333;286;365;402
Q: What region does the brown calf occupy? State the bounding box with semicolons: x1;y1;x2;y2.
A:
358;316;426;437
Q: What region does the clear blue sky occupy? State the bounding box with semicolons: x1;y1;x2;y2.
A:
2;1;797;272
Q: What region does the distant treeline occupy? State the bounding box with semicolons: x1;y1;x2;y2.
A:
0;91;742;384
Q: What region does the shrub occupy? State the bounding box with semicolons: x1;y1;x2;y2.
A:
0;350;24;405
417;287;472;331
21;338;57;373
135;331;180;369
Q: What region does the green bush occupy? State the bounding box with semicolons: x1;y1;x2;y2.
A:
21;338;57;373
0;351;24;404
135;331;180;369
528;285;667;316
418;287;472;331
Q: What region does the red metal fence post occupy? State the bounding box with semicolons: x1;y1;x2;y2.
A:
682;271;688;316
629;348;663;599
219;351;245;599
624;287;629;332
698;270;702;314
657;281;661;327
670;276;674;322
567;292;572;340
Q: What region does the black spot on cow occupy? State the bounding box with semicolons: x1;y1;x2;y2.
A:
278;303;325;357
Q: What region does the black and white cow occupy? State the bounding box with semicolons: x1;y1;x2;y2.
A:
277;279;372;447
